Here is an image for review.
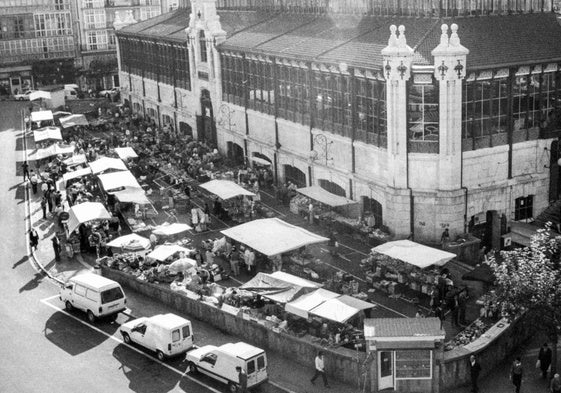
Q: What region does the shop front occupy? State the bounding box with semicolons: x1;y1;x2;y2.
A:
364;318;445;393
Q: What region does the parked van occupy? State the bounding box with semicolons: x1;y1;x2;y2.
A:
64;84;79;100
186;342;268;392
119;313;194;361
59;273;126;323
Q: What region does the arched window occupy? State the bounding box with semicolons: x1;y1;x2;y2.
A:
318;179;346;197
283;165;306;188
199;30;207;63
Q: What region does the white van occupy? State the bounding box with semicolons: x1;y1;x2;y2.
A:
186;342;268;392
59;273;127;323
64;88;78;100
119;313;194;361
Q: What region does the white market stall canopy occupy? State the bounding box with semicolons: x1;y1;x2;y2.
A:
309;295;375;324
250;156;271;166
284;288;340;319
199;179;255;200
52;111;72;118
147;244;193;262
33;126;62;142
89;156;128;174
62;167;92;183
220;218;329;256
114;147;138;161
97;170;141;192
152;223;192;236
240;272;321;304
59;114;89;128
30;110;53;123
27;144;74;160
371;240;456;269
296;186;357;207
106;233;151;250
63;154;87;167
29;90;51;101
67;202;112;234
111;186;150;204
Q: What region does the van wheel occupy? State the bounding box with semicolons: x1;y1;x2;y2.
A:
65;301;73;312
122;333;131;344
227;382;238;393
188;362;197;374
156;350;165;362
87;310;96;323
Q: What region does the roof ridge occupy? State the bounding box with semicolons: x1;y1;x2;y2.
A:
411;17;441;52
252;15;321;51
220;10;280;38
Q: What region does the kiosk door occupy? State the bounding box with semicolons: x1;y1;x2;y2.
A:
378;351;394;390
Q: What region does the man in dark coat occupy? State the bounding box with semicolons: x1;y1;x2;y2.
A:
469;354;482;393
538;342;552;379
236;366;247;393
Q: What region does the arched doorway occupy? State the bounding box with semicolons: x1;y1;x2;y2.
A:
226;141;245;165
362;196;382;228
283;165;306;188
179;122;192;138
318;179;346;197
251;152;272;167
198;89;216;146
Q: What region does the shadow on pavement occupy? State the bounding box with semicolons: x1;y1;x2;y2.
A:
43;311;115;356
18;271;45;292
12;255;28;269
112;344;182;393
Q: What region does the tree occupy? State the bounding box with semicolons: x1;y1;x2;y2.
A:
486;224;561;376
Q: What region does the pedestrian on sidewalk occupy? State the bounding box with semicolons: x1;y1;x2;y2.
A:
40;196;47;220
469;354;482;393
51;234;61;262
538;342;552;379
21;161;30;181
29;229;39;252
510;357;523;393
235;366;248;393
29;170;38;194
550;373;561;393
310;351;330;388
435;300;446;329
230;246;240;276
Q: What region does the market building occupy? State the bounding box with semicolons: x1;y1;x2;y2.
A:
115;0;561;243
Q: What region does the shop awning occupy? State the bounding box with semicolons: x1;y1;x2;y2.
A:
30;110;53;123
152;222;192;236
250;156;271;166
59;114;89;128
240;272;321;304
67;202;112;234
98;170;141;192
285;288;340;319
371;240;456;269
296;186;356;207
220;218;329;256
33;126;62;142
63;154;87;167
27;144;75;160
111;186;150;204
147;244;193;262
29;90;51;101
106;233;151;250
114;147;138;160
89;156;128;174
199;179;255;200
309;295;375;324
62;167;92;183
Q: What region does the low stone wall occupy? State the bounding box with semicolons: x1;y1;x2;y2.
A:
102;267;363;387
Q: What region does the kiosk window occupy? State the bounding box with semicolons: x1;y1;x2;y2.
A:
395;350;432;379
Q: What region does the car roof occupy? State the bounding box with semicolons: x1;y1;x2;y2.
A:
219;342;264;360
69;273;121;290
148;313;190;329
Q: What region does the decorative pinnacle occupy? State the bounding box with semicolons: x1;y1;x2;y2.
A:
440;24;449;46
388;25;398;47
397;25;407;48
450;23;460;47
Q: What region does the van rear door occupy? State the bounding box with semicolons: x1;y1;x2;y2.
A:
170;323;193;354
100;286;125;315
246;352;267;387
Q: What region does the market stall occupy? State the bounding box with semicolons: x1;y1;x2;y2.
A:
199;179;256;222
372;240;456;268
33;126;62;143
147;244;194;263
152;223;192;236
59;114;89;128
106;233;151;256
29;110;54;129
284;288;340;319
27;143;75;161
90;156;128;175
240;271;321;304
114;147;138;161
67;202;113;234
29;90;51;101
309;295;375;324
62;167;93;185
63;154;87;168
97;170;141;192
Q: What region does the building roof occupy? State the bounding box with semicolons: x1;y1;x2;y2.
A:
119;9;561;70
364;318;444;340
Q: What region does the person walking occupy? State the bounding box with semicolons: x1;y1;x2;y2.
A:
40;196;48;220
21;161;30;181
29;170;38;194
235;366;247;393
51;234;61;262
469;354;482;393
310;351;330;388
230;246;240;276
539;342;552;379
510;357;523;393
551;373;561;393
29;229;39;252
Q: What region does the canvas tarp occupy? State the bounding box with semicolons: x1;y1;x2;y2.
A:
220;218;329;256
111;187;150;204
296;186;356;207
97;170;140;192
284;288;340;319
106;233;151;250
63;154;87;167
152;223;192;236
67;202;112;234
29;91;51;101
240;272;321;304
33;126;62;142
309;295;375;324
371;240;456;269
89;156;128;174
59;114;89;128
30;110;53;123
62;167;92;183
147;244;193;262
27;144;74;160
199;179;255;200
114;147;138;160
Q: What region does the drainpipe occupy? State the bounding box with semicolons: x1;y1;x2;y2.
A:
461;138;468;234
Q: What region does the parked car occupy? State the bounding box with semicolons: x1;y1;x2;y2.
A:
186;342;268;392
99;87;120;98
14;90;36;101
119;313;194;361
59;273;127;323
